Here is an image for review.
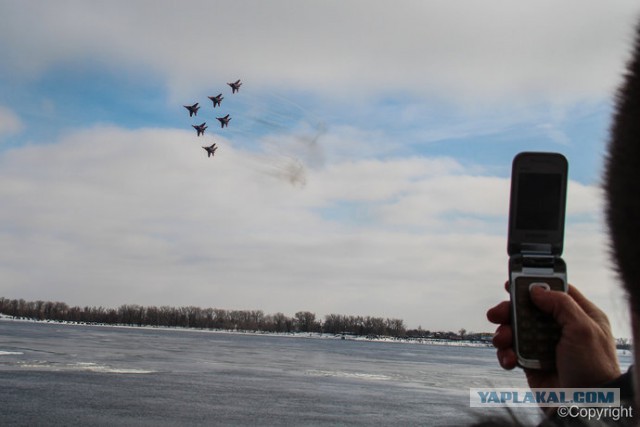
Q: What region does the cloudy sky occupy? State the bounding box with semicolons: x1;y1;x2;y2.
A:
1;1;639;337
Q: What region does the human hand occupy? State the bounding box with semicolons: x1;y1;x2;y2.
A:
486;282;620;390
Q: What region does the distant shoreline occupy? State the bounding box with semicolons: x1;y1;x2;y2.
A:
0;314;492;348
2;315;633;357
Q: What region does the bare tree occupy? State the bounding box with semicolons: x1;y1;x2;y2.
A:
294;311;319;333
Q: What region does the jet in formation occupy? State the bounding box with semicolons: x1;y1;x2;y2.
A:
203;143;218;158
183;79;241;160
192;122;208;136
228;80;242;94
217;114;231;128
208;94;223;108
184;103;200;117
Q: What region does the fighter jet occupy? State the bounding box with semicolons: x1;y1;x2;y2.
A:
184;103;200;117
208;94;224;108
192;122;208;136
227;80;242;94
203;143;218;158
217;114;231;128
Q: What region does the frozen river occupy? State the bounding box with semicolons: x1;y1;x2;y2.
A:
1;320;628;426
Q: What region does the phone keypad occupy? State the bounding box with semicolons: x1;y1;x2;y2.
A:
514;277;564;365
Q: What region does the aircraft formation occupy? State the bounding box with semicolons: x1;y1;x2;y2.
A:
183;79;242;159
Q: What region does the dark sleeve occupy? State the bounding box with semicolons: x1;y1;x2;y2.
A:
540;366;635;426
601;366;634;402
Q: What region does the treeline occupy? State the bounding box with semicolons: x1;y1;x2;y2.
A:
0;297;412;337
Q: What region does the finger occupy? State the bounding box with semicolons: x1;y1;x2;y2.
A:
487;301;510;325
566;284;610;324
497;348;517;370
530;286;590;328
504;280;510;293
492;324;513;349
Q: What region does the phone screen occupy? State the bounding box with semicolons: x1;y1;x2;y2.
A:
515;172;563;231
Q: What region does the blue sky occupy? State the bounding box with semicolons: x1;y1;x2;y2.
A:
1;1;639;338
3;62;611;182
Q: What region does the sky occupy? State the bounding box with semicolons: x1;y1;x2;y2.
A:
1;0;640;338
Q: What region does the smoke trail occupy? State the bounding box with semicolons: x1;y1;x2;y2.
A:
225;91;328;188
262;156;307;188
292;121;327;169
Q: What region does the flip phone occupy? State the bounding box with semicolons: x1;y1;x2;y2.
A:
507;152;568;370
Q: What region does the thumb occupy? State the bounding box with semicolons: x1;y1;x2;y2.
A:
530;286;589;328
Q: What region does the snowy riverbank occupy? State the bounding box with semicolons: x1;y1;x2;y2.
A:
0;313;492;348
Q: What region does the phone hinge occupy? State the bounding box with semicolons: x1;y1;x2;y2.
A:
522;253;556;270
521;243;553;254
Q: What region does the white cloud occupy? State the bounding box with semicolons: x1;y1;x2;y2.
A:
567;180;605;216
0;124;625;335
1;1;638;105
0;0;633;346
374;175;509;229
